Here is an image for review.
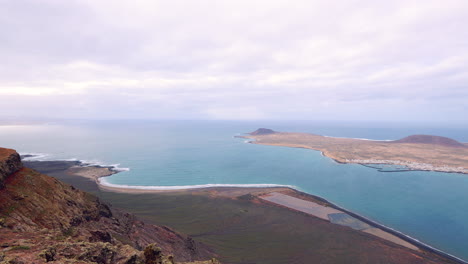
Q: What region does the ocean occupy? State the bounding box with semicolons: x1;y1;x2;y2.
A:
1;120;467;260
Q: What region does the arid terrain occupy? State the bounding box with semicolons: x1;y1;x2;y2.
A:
0;148;219;264
242;129;468;174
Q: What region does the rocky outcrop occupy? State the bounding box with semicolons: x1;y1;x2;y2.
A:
249;128;276;135
0;148;22;189
0;148;218;264
393;135;465;148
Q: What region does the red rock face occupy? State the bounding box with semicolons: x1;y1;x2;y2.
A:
0;148;23;189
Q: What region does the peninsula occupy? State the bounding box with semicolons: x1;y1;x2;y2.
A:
241;128;468;174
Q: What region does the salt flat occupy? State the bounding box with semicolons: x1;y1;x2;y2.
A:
260;192;419;251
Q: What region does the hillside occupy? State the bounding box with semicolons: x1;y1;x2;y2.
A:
0;148;219;264
249;128;276;135
393;135;466;148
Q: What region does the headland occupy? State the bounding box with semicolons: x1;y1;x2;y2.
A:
0;149;218;264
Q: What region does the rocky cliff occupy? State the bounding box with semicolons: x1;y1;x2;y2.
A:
0;148;22;189
0;148;219;264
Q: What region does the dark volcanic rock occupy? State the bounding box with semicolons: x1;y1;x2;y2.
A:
393;135;465;148
249;128;276;135
39;247;57;262
90;230;113;243
143;244;164;264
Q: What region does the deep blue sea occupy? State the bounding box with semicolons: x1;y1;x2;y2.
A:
1;120;467;260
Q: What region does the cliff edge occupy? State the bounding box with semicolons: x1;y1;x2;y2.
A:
0;148;219;264
0;148;22;189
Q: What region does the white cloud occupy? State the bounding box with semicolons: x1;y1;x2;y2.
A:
0;0;467;121
204;107;266;120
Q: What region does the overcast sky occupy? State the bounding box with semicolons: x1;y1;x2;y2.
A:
0;0;467;122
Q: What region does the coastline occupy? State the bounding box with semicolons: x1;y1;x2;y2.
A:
23;158;468;264
101;171;467;264
238;136;468;174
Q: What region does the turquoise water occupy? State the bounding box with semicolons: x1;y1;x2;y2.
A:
0;120;467;260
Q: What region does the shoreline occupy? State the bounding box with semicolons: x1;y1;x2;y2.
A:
98;178;297;193
23;158;468;264
238;136;468;174
262;186;468;264
309;191;468;264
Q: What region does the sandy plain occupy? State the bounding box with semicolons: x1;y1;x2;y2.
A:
242;132;468;174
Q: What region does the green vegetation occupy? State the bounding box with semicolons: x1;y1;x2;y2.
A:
10;245;31;250
62;227;76;237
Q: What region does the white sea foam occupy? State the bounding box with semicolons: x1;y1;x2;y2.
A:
111;167;131;172
20;153;130;173
98;178;295;191
74;160;131;172
63;158;79;161
20;152;50;161
323;135;393;141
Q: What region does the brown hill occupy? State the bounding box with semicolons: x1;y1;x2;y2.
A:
249;128;276;135
0;148;218;264
393;135;465;148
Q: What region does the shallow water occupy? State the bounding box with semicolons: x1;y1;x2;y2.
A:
0;120;467;260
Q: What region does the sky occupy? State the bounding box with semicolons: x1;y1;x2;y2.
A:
0;0;467;122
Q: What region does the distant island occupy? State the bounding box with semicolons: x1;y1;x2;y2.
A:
242;129;468;174
248;128;277;135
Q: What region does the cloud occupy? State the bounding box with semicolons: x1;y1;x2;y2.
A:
0;0;467;122
203;107;266;120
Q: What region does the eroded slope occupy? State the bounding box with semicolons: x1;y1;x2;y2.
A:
0;148;218;264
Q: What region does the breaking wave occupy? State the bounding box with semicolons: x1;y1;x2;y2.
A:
20;152;131;173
